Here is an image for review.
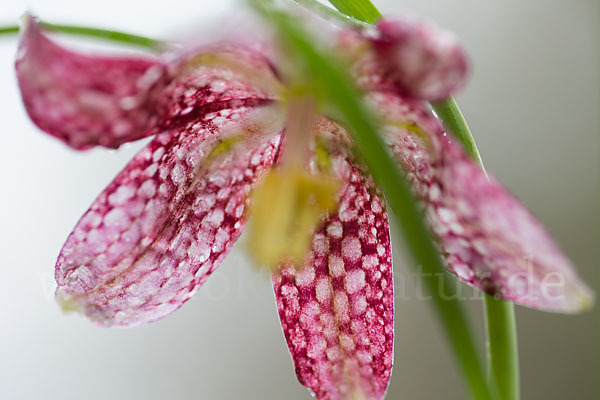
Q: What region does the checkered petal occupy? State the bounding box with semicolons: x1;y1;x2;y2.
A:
370;91;593;312
273;118;393;400
56;103;283;326
15;15;280;150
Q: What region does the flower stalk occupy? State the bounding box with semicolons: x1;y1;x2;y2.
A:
0;25;19;35
432;97;485;168
483;295;520;400
0;21;162;49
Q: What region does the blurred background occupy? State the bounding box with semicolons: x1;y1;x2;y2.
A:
0;0;597;399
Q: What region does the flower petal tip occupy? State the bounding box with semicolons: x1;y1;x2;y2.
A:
564;282;595;313
19;13;34;33
501;281;594;314
55;290;80;315
55;287;117;326
372;17;469;102
578;293;595;312
55;288;98;320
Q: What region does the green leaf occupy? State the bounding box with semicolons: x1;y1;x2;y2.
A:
327;0;381;23
293;0;369;27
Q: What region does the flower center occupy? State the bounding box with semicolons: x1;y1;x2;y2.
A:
248;95;340;269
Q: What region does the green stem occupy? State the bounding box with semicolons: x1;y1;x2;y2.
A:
0;25;19;35
484;294;520;400
432;97;484;168
0;22;162;50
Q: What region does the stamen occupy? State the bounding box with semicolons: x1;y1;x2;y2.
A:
281;95;317;166
248;166;339;268
248;95;341;269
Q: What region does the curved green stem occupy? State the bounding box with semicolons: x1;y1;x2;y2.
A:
0;22;162;50
483;294;520;400
0;25;19;35
432;97;484;168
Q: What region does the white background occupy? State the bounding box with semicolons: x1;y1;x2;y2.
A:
0;1;598;399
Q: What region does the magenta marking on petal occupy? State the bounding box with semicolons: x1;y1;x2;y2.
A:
15;16;170;150
55;104;283;326
369;91;594;312
273;124;393;400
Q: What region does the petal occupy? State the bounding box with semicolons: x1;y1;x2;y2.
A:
368;91;594;312
56;103;284;326
338;17;469;102
15;16;169;150
273;119;393;400
157;44;281;127
15;16;281;151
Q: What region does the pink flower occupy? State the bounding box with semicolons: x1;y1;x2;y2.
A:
16;14;593;400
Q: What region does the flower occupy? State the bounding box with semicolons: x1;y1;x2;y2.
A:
16;12;593;400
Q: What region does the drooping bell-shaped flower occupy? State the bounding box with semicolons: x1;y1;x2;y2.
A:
15;11;593;400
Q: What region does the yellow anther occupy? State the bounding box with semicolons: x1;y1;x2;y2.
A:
248;167;340;269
